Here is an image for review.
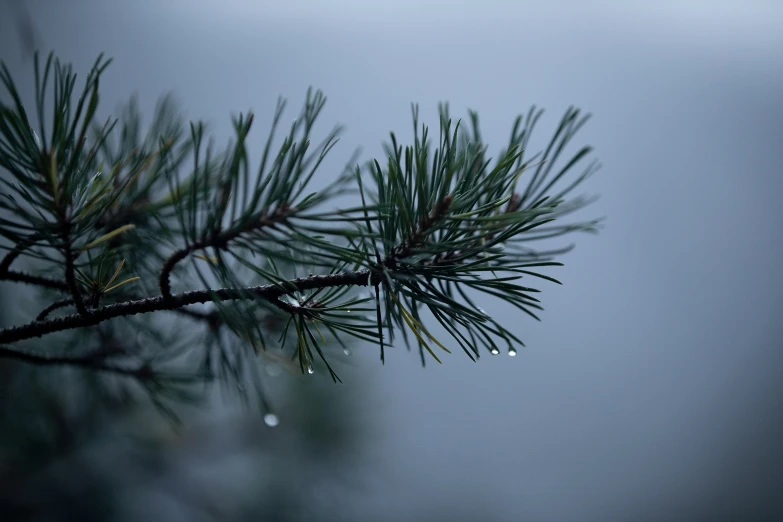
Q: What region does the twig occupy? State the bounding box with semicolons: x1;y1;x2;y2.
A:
391;194;453;261
0;245;25;274
159;207;291;299
36;298;77;321
61;224;89;316
0;269;381;345
422;191;524;267
0;239;69;292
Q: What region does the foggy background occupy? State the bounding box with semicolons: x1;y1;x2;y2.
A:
1;0;782;520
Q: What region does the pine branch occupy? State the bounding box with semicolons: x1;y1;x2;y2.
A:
0;269;379;345
36;297;78;320
0;239;69;291
0;50;602;391
422;191;522;268
159;205;293;299
391;194;453;261
0;243;25;273
60;223;90;316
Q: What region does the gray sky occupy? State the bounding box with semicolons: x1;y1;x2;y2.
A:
2;0;782;520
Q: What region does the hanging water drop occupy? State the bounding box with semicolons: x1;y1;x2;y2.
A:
343;348;351;356
508;349;517;357
263;413;279;427
307;364;314;375
478;308;486;315
490;347;499;355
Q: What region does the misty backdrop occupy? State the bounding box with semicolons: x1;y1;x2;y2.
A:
1;1;782;520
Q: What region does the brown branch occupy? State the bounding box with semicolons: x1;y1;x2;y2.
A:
391;194;453;261
36;298;77;321
0;269;380;345
0;192;495;348
0;245;24;274
423;191;523;267
0;239;69;291
61;223;89;316
159;206;291;299
485;191;522;241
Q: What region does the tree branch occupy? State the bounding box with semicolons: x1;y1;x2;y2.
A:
36;298;78;321
0;245;25;274
423;191;522;267
392;194;453;261
0;239;69;291
61;224;89;316
0;269;379;345
159;207;291;299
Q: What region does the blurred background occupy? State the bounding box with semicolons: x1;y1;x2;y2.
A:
1;0;782;520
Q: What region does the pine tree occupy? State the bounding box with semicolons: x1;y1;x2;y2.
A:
0;52;602;422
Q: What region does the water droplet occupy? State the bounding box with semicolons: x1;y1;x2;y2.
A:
263;413;279;427
478;308;486;315
508;349;517;357
343;348;351;356
490;347;499;355
307;364;314;375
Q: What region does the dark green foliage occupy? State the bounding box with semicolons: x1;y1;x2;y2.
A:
0;52;601;418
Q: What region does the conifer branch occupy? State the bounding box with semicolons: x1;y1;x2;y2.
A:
0;269;380;345
0;50;602;393
61;224;90;316
36;297;78;320
0;239;69;291
159;205;293;299
0;244;24;273
391;194;453;261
